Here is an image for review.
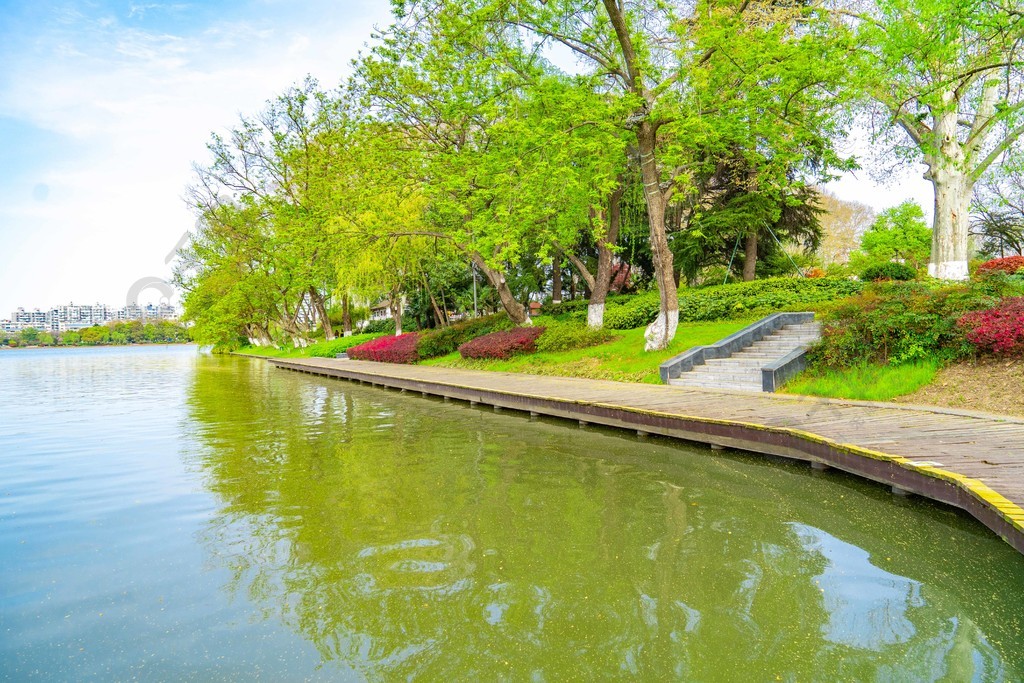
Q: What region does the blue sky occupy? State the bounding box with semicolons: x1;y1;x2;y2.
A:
0;0;393;315
0;0;931;317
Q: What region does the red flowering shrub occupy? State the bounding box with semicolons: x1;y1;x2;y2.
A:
804;267;826;279
977;256;1024;276
958;297;1024;355
458;326;545;360
347;332;421;363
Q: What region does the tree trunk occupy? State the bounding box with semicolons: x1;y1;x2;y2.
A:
926;106;972;280
743;231;758;282
928;165;972;280
421;272;446;328
389;295;403;336
342;294;352;337
587;181;625;328
309;287;335;340
470;251;529;325
551;253;562;305
637;123;678;351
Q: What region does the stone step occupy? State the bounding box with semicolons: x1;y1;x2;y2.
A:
704;358;767;367
670;379;762;391
765;334;819;341
688;370;761;382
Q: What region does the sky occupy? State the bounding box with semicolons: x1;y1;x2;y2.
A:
0;0;933;317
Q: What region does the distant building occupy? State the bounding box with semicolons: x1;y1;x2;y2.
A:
369;299;405;321
2;301;180;332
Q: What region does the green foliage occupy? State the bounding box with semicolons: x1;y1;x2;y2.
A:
307;335;384;358
361;318;420;335
860;262;916;282
810;280;1022;368
415;314;514;359
598;278;863;329
534;321;614;353
854;202;931;270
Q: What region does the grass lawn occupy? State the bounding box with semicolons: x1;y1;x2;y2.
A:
421;318;753;384
780;359;941;402
234;333;382;359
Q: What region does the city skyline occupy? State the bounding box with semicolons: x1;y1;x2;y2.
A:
2;299;179;333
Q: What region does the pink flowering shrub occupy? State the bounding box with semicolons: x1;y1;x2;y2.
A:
347;332;420;363
458;326;545;360
958;297;1024;356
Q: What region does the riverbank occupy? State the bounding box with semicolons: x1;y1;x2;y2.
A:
1;342;197;351
267;356;1024;556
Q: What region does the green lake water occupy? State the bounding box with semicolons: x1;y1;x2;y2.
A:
2;345;1023;681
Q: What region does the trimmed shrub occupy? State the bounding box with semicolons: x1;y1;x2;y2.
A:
811;281;1002;367
416;313;514;359
307;334;383;358
977;256;1024;276
347;333;421;363
458;327;546;360
546;278;864;330
860;262;916;282
959;297;1024;356
534;321;614;353
603;294;662;329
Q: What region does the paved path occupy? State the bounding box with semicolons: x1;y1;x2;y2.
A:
268;357;1024;554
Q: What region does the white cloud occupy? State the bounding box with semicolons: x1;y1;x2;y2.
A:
0;1;393;314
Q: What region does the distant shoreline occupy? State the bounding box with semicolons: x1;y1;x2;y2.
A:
0;342;197;351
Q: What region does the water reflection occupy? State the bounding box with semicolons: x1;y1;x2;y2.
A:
185;355;1024;680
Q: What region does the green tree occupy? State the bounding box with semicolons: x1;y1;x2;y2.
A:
425;0;851;347
854;201;932;271
850;0;1024;279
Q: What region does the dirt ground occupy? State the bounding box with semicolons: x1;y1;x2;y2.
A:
894;357;1024;418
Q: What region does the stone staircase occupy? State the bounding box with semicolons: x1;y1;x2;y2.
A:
668;321;821;392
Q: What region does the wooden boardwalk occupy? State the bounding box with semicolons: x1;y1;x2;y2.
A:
269;357;1024;555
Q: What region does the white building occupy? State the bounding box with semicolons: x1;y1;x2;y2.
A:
5;301;180;332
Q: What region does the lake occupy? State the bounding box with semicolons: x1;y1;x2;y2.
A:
2;345;1023;680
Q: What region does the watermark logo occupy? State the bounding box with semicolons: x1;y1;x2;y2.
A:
124;227;191;311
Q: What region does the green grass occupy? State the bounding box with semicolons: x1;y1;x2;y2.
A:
421;317;753;384
781;359;941;401
234;333;382;359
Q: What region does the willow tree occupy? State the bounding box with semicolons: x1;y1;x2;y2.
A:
850;0;1024;280
192;78;348;342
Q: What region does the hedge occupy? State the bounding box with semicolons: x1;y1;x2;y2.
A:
416;313;514;358
977;256;1024;276
598;277;865;329
458;327;545;359
347;333;421;363
860;262;916;282
534;321;614;353
959;297;1024;356
810;280;1017;367
307;334;383;358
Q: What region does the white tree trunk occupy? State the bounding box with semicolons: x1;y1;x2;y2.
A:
644;310;678;352
926;106;972;281
587;302;605;329
928;171;972;280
